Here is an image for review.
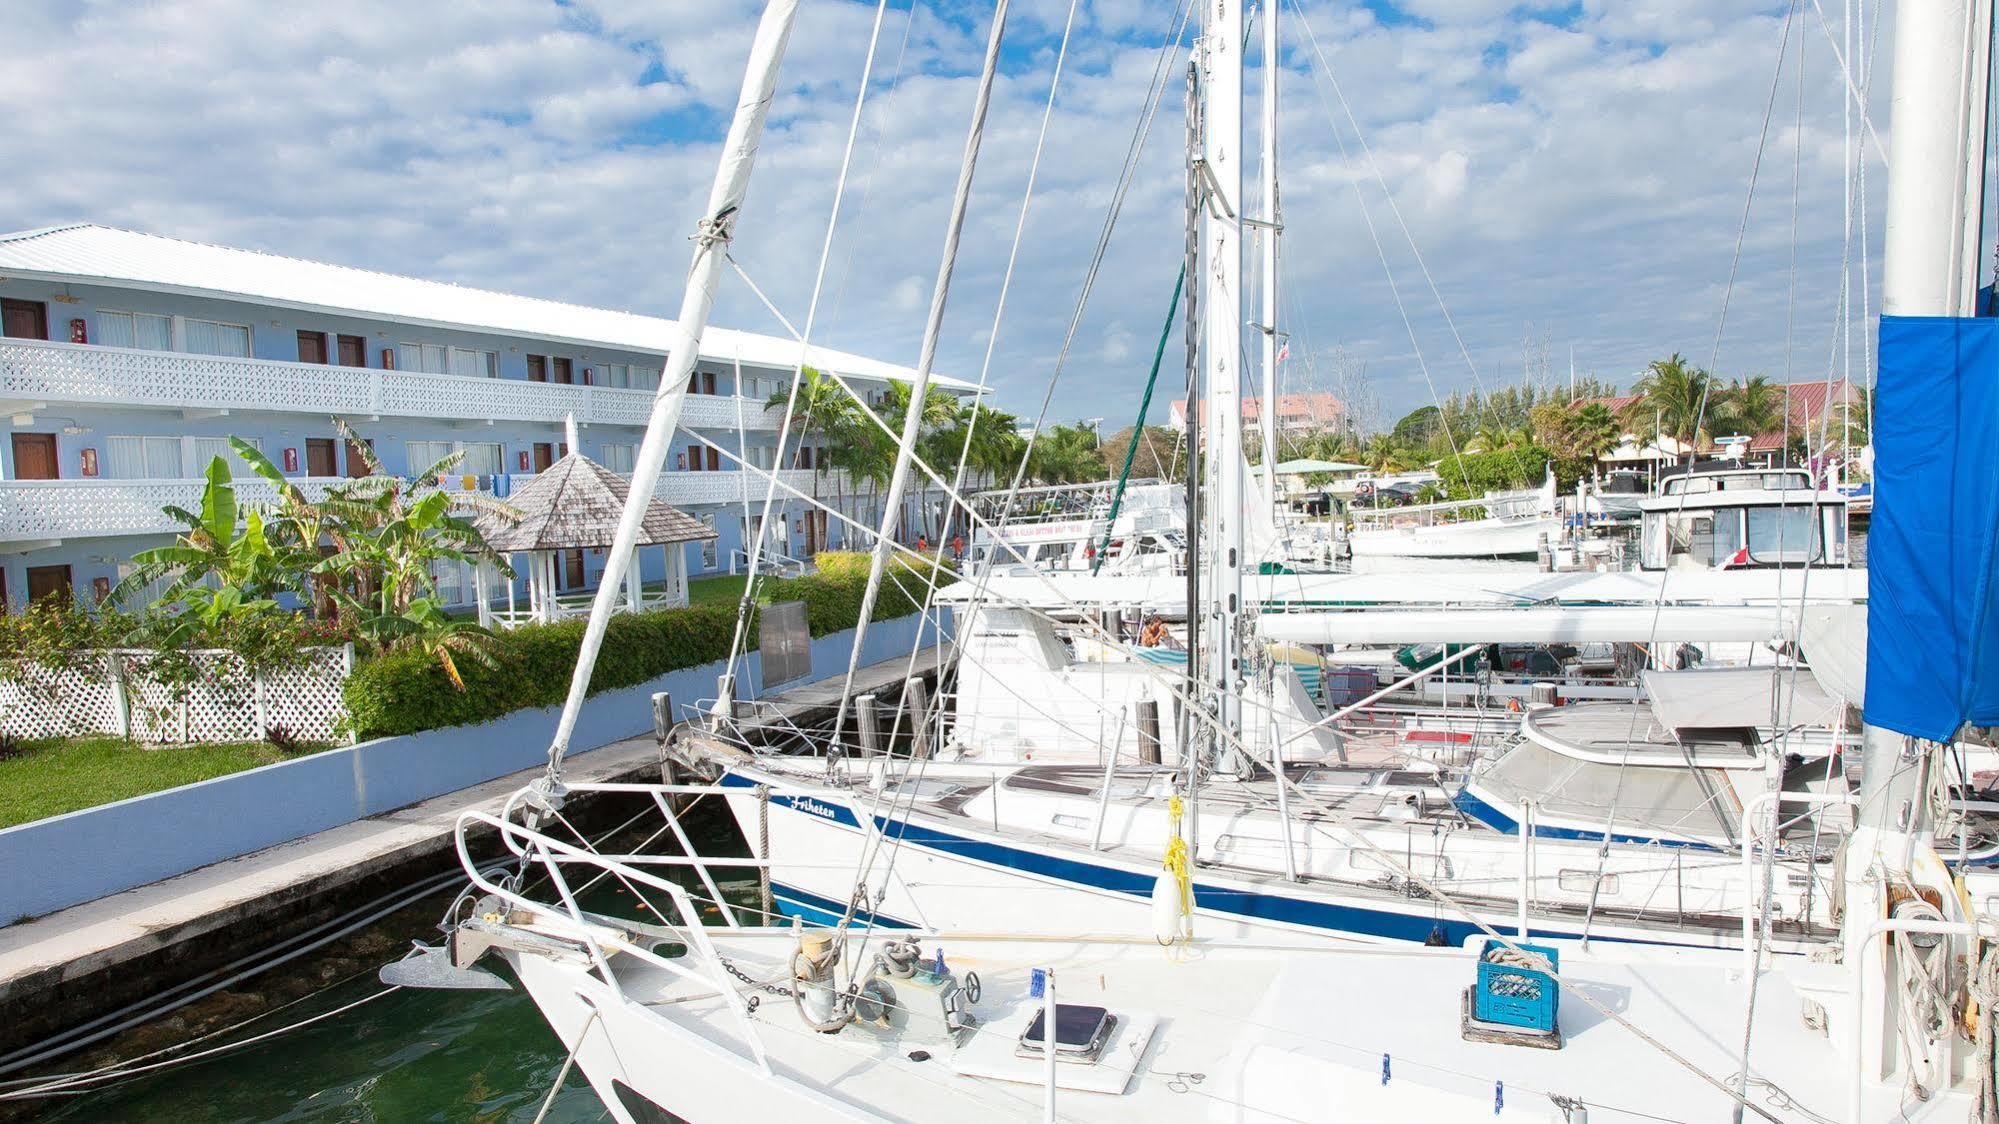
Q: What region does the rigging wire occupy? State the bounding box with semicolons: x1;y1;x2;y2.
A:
719;0;898;704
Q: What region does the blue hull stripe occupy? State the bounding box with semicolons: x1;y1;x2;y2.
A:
1451;789;1719;851
721;770;1678;949
768;881;915;930
723;764;1751;940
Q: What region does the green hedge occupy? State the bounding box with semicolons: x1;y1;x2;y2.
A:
342;551;944;740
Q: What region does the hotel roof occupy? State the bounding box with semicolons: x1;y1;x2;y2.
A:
0;223;974;391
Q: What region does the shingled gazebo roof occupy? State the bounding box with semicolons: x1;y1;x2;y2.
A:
475;454;716;552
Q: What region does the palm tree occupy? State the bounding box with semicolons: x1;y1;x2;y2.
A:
1715;374;1786;440
1027;424;1107;485
1624;353;1718;461
765;367;855;549
1568;402;1619;464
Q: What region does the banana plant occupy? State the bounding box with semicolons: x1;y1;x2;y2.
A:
112;458;302;614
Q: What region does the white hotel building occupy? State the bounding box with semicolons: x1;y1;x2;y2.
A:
0;224;967;613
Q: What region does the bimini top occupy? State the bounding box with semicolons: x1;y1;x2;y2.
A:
0;223;975;391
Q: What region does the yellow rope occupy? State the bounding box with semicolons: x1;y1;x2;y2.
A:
1162;794;1193;947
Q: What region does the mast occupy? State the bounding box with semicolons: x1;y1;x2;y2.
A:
540;0;801;780
1200;0;1246;761
1256;0;1280;500
1181;58;1204;849
1844;0;1991;1101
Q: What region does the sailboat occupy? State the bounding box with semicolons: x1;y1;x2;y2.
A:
402;0;1999;1118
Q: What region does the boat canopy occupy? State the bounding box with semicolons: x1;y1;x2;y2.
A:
1518;702;1764;770
1469;735;1743;844
1641;666;1843;732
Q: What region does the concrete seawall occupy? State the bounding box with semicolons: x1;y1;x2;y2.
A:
0;610;947;925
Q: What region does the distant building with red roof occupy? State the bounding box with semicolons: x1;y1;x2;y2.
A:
1168;392;1344;434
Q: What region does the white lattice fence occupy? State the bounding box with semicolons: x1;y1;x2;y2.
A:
0;646;353;745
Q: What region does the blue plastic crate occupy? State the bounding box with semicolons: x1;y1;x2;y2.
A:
1473;940;1559;1032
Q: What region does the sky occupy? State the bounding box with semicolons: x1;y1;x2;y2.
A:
0;0;1895;430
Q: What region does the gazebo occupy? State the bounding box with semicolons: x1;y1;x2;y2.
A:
471;452;717;630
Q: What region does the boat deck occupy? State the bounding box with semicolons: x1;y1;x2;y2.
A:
560;927;1930;1123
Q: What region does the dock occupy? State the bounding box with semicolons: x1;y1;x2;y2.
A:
0;645;950;1060
733;642;953;735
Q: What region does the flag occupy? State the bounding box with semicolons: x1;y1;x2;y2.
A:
1276;341;1290;364
1720;546;1749;569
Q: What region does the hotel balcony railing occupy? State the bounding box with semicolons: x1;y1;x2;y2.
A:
0;339;780;432
0;469;916;544
0;476;363;544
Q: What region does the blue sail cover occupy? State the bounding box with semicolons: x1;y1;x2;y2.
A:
1865;315;1999;741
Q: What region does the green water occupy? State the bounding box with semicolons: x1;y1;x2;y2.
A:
41;978;606;1123
41;805;755;1122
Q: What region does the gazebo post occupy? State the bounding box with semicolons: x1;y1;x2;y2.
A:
474;562;490;629
504;555;518;626
625;544;645;615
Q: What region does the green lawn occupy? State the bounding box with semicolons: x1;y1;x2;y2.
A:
686;573;750;607
0;737;320;830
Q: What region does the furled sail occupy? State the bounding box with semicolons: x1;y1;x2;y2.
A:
1863;315;1999;741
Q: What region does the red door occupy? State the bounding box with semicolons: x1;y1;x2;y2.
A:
306;438;337;476
297;330;329;363
1;299;48;340
527;355;547;382
25;565;72;606
552;358;573;384
337;335;366;367
562;549;585;589
10;433;57;480
533;443;555;472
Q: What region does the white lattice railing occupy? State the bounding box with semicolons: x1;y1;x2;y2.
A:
0;476;502;544
0;477;339;542
0;339;782;432
0;645;353;745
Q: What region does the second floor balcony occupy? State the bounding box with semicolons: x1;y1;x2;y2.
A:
0;339;782;432
0;467;908;546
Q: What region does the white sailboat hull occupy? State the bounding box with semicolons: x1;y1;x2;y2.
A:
1347;513;1562;559
714;765;1826;953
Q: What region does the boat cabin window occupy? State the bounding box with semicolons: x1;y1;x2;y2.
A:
1663;510;1742;569
1663;469;1811;495
1745;505;1823;564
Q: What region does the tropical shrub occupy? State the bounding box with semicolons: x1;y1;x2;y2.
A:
1434;445;1553;501
341;551;945;739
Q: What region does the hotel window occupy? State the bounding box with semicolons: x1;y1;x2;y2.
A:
431;560;467;606
700;513;718;570
183;318;252;358
742;374;786;400
458;442;503;477
599;364;663;391
601;444;636;475
401;343;447;373
631;365;660;391
449;347;498;379
115;562;172;610
96;311;172;351
186;436;262;477
407;440;454;475
104;436;182;479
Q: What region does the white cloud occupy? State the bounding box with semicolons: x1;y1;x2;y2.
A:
0;0;1902;430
